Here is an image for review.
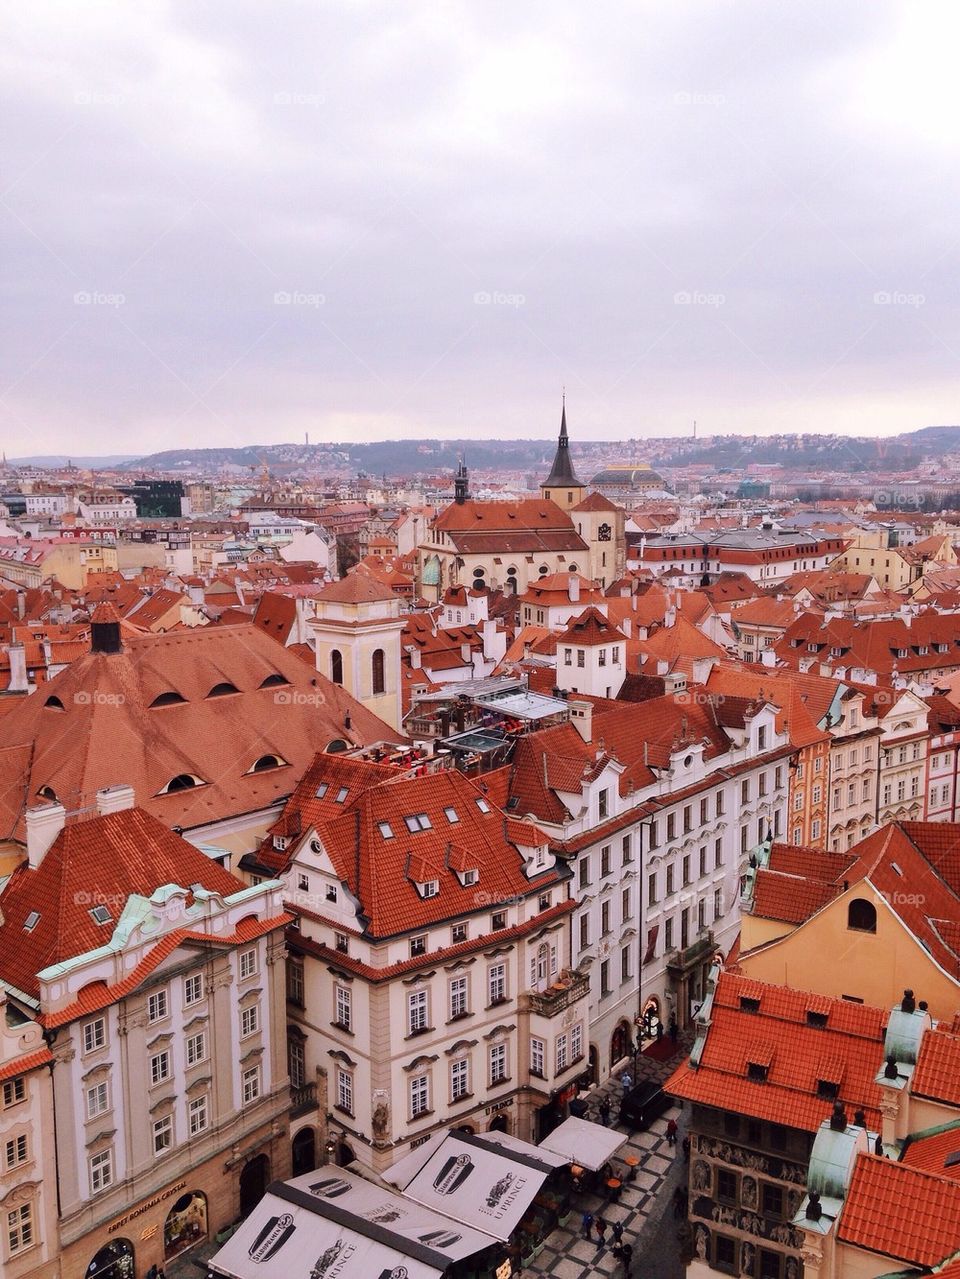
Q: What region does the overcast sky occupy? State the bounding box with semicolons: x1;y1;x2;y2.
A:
2;2;959;456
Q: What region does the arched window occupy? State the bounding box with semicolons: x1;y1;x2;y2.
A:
161;774;203;793
847;898;877;933
330;649;343;685
372;648;385;695
249;754;285;773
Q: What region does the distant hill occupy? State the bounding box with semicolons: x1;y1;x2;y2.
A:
8;454;139;467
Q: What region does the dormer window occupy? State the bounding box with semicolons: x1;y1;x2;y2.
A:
461;868;478;886
160;773;204;794
207;682;239;697
249;754;286;773
747;1062;768;1082
817;1079;839;1100
806;1010;829;1029
419;880;439;899
740;996;761;1014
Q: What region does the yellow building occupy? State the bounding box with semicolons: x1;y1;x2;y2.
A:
739;821;960;1020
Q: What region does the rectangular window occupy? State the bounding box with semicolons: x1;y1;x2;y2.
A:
648;871;657;905
488;963;506;1005
184;973;203;1006
600;845;611;876
4;1133;27;1169
716;792;725;817
556;1033;568;1073
649;819;659;849
408;990;428;1035
699;846;707;877
714;886;722;919
715;838;723;868
451;922;467;944
682;854;691;886
444;806;459;824
683;804;692;833
762;1183;784;1218
153;1114;173;1156
239;948;258;980
578;856;590;888
336;1068;353;1114
287;958;305;1006
714;1235;737;1275
410;934;427;957
741;779;750;804
2;1078;25;1108
189;1094;209;1135
664;918;674;951
621;945;631;982
622;834;632;863
601;901;610;935
86;1081;109;1119
700;798;709;825
150;1051;170;1086
571;1021;582;1061
449;976;468;1020
759;1251;783;1279
451;1058;469;1100
600;958;611;996
577;650;585;668
579;914;590;949
410;1074;430;1117
489;1043;508;1085
622;886;631;922
491;910;507;932
717;1168;739;1204
666;864;674;895
667;813;676;841
335;931;349;954
242;1065;261;1105
564;648;572;665
186;1031;207;1066
90;1149;113;1195
241;1004;260;1037
598;790;609;819
531;1037;545;1077
147;989;168;1023
7;1202;33;1254
335;985;352;1030
83;1018;106;1055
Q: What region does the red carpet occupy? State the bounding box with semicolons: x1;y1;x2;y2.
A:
642;1036;682;1063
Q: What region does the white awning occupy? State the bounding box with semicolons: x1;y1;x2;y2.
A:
479;1128;570;1169
537;1116;627;1171
208;1167;502;1279
394;1132;551;1242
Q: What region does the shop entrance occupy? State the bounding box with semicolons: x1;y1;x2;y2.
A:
86;1239;135;1279
163;1191;207;1260
239;1155;269;1218
292;1126;316;1177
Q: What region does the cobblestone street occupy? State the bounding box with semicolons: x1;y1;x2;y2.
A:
525;1040;690;1278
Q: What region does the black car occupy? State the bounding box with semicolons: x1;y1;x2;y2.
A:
618;1080;671;1130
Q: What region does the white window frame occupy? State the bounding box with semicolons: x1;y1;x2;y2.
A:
242;1065;261;1105
147;989;168;1023
86;1081;109;1119
150;1050;170;1086
153;1114;173;1156
89;1148;113;1195
83;1017;106;1055
239;948;258;980
188;1094;209;1136
241;1004;260;1038
410;1073;430;1118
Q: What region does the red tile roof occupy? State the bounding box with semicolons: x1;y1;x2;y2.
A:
0;1046;53;1082
838;1154;960;1266
900;1121;960;1183
666;971;888;1132
912;1029;960;1106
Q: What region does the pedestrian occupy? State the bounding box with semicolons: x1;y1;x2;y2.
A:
611;1219;625;1245
667;1116;678;1146
595;1216;608;1246
599;1096;611;1127
620;1242;634;1274
669;1014;678;1044
620;1067;633;1092
581;1211;594;1240
682;1133;691;1162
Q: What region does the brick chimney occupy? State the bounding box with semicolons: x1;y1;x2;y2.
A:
26;802;66;869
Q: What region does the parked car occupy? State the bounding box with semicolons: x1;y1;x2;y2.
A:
618;1080;671;1130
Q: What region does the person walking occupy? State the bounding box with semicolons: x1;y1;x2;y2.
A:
599;1096;612;1127
611;1219;625;1246
620;1066;633;1092
666;1116;678;1146
594;1217;608;1247
619;1242;634;1274
581;1211;594;1240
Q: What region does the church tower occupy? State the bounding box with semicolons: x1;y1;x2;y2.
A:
540;398;586;509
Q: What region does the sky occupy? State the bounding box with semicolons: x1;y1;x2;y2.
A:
2;1;959;456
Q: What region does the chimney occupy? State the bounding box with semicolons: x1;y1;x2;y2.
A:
96;784;136;815
26;802;66;869
829;1101;847;1132
901;988;916;1014
568;575;580;604
15;589;25;620
568;698;593;743
7;643;28;694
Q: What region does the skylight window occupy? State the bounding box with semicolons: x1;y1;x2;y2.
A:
315;782;329;798
90;905;112;925
335;786;349;803
378;821;394;839
23;911;39;932
404;813;432;832
444;807;459;824
475;798;491;814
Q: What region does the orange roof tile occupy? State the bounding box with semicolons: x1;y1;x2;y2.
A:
838;1154;960;1266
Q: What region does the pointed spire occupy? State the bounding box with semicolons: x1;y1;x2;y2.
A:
542;394;583;489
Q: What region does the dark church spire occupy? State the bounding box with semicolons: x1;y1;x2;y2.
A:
542;394;583;488
454;458;469;504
